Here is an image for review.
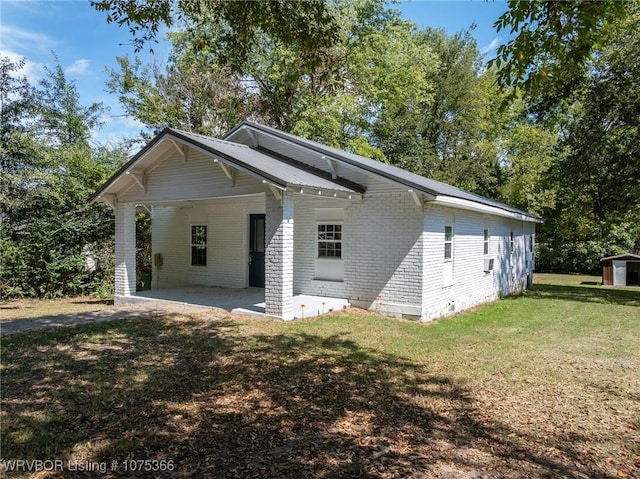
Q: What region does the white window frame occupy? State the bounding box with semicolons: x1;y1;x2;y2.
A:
443;224;454;287
317;223;343;259
483;228;490;256
190;224;208;267
314;207;345;282
444;225;454;262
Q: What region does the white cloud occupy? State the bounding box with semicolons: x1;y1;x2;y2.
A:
65;58;91;76
0;24;54;56
121;116;146;129
0;49;44;84
480;37;502;56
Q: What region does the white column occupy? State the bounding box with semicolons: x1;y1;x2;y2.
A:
265;194;294;320
114;202;136;302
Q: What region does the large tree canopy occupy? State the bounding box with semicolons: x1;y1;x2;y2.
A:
106;3;518;196
0;0;630;302
91;0;341;73
0;56;126;297
489;0;635;95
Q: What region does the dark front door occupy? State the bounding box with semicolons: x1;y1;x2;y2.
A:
249;214;266;287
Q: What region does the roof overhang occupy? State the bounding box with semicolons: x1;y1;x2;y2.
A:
90;128;359;206
430;195;543;223
227;121;543;224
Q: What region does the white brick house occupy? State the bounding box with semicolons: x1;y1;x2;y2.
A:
91;121;541;321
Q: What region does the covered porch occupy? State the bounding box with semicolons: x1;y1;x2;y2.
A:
91;127;361;320
117;286;349;319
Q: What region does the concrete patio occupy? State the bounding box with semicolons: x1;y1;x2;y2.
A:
121;286;350;319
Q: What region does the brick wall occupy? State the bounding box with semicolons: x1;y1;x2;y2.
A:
114;202;136;300
422;203;535;320
345;192;424;318
265;194;294;320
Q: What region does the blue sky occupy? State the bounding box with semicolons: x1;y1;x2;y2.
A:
1;0;510;145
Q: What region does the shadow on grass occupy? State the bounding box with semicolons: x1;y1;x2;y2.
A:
70;298;114;305
531;283;640;307
1;315;622;478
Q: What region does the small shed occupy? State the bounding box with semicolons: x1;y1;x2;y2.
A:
601;254;640;286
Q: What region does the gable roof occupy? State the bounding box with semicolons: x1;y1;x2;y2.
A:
171;129;360;193
92;121;542;223
225;121;542;223
89;128;361;203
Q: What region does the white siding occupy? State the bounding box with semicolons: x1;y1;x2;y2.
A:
151;196;265;289
119;150;267;203
421;203;533;321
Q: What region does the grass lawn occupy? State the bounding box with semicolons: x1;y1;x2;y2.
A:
1;274;639;478
0;297;113;322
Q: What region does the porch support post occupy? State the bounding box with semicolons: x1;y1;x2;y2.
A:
114;201;136;303
265;194;294;320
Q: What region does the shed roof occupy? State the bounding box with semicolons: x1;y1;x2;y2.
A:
600;253;640;262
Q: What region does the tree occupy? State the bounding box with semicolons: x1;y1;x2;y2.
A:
0;56;126;297
532;11;640;272
489;0;633;95
106;52;249;137
104;4;518;198
91;0;340;72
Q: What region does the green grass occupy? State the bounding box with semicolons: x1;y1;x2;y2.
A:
1;274;639;478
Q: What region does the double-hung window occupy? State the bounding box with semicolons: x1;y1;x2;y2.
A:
314;208;345;282
191;225;207;266
483;228;489;255
318;224;342;258
444;226;453;261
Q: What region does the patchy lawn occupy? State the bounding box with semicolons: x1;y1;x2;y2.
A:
1;274;639;478
0;297;113;322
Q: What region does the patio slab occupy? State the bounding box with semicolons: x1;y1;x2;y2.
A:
124;287;349;319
